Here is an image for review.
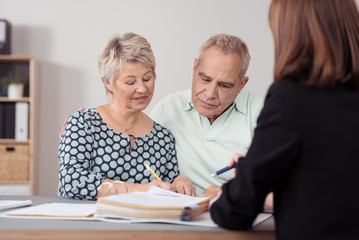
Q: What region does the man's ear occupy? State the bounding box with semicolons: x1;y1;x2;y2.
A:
193;58;198;78
238;76;249;93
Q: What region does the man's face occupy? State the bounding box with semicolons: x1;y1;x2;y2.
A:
191;47;248;124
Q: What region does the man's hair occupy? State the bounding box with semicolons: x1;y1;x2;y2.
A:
98;33;156;97
197;34;250;81
270;0;359;89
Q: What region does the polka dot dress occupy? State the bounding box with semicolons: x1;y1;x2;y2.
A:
57;108;179;200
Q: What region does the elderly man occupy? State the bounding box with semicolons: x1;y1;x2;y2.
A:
150;34;264;198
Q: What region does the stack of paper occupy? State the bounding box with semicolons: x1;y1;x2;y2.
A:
95;187;210;221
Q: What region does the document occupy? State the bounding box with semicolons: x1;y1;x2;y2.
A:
0;200;32;211
5;203;95;219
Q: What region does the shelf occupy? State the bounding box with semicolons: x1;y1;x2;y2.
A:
0;55;37;195
0;97;30;102
0;139;30;144
0;180;29;184
0;55;34;61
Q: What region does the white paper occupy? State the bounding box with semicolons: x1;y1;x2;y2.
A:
0;200;32;211
5;203;95;218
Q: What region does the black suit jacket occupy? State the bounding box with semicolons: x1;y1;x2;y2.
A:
210;80;359;240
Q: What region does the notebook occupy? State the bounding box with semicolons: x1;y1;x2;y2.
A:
95;186;210;221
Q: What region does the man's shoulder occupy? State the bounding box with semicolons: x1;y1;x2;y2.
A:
160;89;190;103
154;89;191;110
247;91;265;109
150;89;191;122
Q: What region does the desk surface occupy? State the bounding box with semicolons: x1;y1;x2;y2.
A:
0;195;275;240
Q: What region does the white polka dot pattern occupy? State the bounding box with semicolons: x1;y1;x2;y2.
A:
57;108;179;200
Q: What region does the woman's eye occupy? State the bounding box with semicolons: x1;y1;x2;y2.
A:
126;81;135;85
143;78;151;82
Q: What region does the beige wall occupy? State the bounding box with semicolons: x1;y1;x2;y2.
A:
1;0;277;195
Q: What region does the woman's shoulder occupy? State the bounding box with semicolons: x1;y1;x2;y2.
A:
68;108;101;125
267;80;314;99
152;122;175;140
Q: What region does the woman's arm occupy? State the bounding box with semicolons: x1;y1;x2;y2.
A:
58;111;105;200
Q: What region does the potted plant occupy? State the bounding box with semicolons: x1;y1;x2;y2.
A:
0;72;25;99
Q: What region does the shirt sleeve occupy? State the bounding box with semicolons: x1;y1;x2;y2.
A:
162;133;180;183
58;111;105;200
210;82;300;229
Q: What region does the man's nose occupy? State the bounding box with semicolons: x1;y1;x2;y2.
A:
205;82;217;99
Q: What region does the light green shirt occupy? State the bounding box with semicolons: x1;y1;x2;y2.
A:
150;88;264;195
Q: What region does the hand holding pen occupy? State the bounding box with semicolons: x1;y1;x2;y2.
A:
211;153;245;177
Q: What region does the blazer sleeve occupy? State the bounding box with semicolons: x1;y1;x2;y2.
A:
210;82;300;229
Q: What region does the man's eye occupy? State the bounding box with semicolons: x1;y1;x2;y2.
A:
201;78;211;83
219;83;232;89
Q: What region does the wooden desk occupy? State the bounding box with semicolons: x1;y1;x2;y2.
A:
0;195;275;240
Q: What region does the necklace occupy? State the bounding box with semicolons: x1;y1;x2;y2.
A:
118;113;143;134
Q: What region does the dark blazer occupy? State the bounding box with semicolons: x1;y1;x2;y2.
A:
210;80;359;240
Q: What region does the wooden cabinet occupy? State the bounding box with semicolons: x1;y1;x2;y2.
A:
0;55;37;195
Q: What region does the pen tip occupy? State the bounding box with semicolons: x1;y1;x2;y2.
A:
210;173;217;177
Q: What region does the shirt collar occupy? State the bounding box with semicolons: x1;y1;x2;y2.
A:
184;87;249;115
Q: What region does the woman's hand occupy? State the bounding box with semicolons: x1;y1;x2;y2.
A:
172;176;196;196
97;179;128;199
134;179;175;193
264;192;274;211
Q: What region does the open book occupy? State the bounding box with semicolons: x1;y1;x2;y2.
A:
95;186;210;221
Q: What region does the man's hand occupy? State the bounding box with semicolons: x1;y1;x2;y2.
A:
59;107;85;139
172;176;196;196
200;185;222;199
229;152;245;177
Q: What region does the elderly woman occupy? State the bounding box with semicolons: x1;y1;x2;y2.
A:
58;33;194;200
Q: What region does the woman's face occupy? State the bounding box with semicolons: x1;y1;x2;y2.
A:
106;61;155;112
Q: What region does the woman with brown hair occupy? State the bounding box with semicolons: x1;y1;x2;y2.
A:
210;0;359;239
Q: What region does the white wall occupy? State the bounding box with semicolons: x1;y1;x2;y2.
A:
0;0;275;195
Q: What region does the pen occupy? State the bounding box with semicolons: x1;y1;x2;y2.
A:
210;157;244;177
144;163;162;181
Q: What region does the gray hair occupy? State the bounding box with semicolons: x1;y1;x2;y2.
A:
197;34;250;81
98;33;156;97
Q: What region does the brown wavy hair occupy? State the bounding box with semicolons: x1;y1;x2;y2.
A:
269;0;359;89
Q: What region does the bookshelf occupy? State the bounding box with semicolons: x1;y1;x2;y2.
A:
0;55;37;195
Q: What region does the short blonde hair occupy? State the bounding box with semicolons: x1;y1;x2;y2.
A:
98;33;156;97
197;34;250;81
